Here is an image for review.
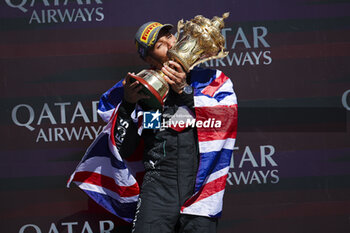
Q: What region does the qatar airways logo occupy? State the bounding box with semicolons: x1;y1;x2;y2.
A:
11;101;103;143
227;145;279;186
18;220;114;233
202;26;272;67
5;0;104;24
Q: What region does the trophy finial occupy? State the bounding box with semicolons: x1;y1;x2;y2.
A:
223;12;230;19
211;12;229;30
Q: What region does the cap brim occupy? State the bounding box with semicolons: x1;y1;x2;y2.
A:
152;24;173;45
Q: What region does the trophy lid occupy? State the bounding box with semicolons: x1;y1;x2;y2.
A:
212;12;230;29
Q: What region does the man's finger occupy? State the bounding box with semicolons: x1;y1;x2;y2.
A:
134;83;143;92
162;66;180;83
164;64;180;77
163;75;176;85
129;80;140;89
168;60;183;72
125;73;132;85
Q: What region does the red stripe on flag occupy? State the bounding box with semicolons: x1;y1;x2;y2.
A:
73;171;139;197
201;72;229;97
109;110;119;146
181;174;228;212
195;105;238;142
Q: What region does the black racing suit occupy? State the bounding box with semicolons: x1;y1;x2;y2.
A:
114;85;218;233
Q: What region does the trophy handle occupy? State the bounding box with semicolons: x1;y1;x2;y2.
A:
189;50;229;70
129;72;165;110
176;19;185;41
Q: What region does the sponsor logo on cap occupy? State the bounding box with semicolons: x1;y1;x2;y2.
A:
140;22;162;44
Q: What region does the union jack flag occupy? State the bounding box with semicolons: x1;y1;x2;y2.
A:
68;68;237;222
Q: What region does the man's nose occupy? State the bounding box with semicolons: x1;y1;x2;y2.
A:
166;37;175;50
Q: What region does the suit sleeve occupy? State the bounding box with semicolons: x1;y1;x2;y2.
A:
114;100;140;158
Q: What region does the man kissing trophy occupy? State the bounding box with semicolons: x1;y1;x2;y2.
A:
129;13;230;110
68;12;238;233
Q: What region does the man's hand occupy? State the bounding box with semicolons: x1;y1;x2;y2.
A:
161;60;188;94
123;73;149;103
